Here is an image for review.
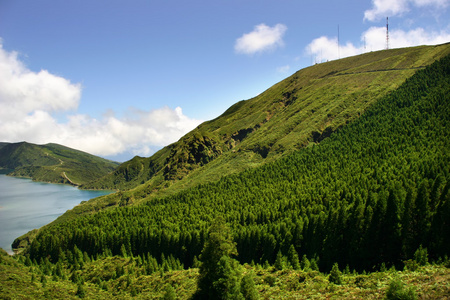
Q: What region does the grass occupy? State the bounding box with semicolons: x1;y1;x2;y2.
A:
82;44;450;198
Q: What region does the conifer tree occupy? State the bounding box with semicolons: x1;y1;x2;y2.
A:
213;256;243;299
413;245;428;266
195;217;242;299
76;283;86;298
287;245;300;270
120;244;128;258
192;255;200;268
241;272;259;300
310;257;319;271
414;181;431;246
274;250;285;270
162;285;176;300
300;254;311;271
329;263;342;285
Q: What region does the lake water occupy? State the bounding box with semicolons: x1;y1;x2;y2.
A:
0;174;112;254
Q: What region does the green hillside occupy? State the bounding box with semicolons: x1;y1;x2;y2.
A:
0;142;119;186
0;142;9;150
2;52;450;299
27;52;450;269
82;44;450;208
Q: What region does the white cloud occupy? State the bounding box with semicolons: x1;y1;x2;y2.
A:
57;106;201;157
364;0;409;21
0;42;202;159
364;0;449;21
235;23;287;55
307;36;360;63
364;26;450;49
306;26;450;62
0;44;81;121
277;65;291;73
413;0;449;5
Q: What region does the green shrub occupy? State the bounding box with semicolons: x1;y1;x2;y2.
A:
76;283;86;298
162;284;176;300
212;256;243;299
300;255;310;271
274;251;286;271
328;263;342;285
264;275;276;287
385;278;417;300
413;245;428;266
287;245;300;270
403;259;419;271
241;272;259;300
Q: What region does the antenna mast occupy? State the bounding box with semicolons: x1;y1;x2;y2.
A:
364;36;366;53
386;17;389;50
338;25;340;59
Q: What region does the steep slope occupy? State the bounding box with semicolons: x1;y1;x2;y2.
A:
82;44;450;203
4;44;450;300
26;53;450;273
0;142;119;186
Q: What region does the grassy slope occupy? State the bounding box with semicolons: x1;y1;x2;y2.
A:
0;142;119;186
77;44;450;214
1;249;449;299
2;45;450;300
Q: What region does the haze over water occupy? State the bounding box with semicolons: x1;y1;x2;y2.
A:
0;174;111;254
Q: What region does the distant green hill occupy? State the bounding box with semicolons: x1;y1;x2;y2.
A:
0;142;8;150
81;44;450;209
0;142;119;186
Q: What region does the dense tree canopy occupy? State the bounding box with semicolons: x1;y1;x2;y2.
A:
27;55;450;274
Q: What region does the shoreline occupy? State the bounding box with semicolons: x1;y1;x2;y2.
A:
0;175;113;258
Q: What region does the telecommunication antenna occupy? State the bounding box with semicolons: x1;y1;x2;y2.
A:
364;36;366;53
386;17;389;50
337;25;340;59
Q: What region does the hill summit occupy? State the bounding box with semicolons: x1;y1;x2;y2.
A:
80;44;450;208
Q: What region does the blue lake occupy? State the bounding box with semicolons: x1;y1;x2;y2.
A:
0;174;112;254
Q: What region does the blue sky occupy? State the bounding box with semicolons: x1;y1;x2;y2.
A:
0;0;449;161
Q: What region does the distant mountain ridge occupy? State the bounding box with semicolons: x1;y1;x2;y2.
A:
0;142;119;186
81;44;450;206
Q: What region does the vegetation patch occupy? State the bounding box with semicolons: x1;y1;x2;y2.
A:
0;142;118;186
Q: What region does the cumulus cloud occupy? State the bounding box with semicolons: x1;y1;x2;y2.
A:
307;36;360;63
0;44;81;120
364;0;449;21
364;26;450;49
235;23;287;55
57;106;201;157
0;42;202;159
306;26;450;62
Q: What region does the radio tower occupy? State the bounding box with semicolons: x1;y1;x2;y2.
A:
338;25;340;59
386;17;389;50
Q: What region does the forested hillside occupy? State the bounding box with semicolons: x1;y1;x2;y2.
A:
26;52;450;277
81;44;450;205
1;48;449;299
0;142;119;186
